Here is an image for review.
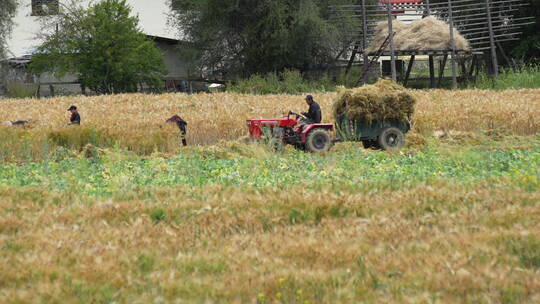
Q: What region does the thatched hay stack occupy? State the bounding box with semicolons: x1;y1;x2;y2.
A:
333;79;416;123
367;17;471;53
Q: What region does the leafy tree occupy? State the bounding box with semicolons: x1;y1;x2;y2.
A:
169;0;357;78
31;0;166;94
0;0;17;59
506;0;540;63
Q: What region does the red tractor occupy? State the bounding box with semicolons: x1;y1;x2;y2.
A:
247;112;410;153
246;112;334;152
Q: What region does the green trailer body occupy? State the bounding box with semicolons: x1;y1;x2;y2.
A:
335;115;411;150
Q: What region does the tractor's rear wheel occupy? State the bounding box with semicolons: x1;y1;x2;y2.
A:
305;129;332;153
377;127;405;151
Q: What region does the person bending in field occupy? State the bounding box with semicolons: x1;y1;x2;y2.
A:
166;115;188;146
67;105;80;125
302;95;322;124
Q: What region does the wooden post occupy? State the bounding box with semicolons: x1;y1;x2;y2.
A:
485;0;499;77
475;54;482;83
403;55;415;87
429;55;435;88
346;43;359;75
496;41;515;72
437;54;448;87
448;0;458;89
361;0;369;84
425;0;431;16
459;58;467;81
468;55;477;78
386;1;397;82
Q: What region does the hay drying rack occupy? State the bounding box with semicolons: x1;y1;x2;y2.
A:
331;0;535;88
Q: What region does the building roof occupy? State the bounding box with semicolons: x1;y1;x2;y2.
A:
146;35;182;45
2;35;186;68
0;55;33;68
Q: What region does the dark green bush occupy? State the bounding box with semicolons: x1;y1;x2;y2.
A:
227;70;336;95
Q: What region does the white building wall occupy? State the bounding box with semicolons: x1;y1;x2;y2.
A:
380;8;425;63
2;0;190;96
7;0;175;57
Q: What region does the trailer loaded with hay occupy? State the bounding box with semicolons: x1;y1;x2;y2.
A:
334;79;415;150
246;79;415;152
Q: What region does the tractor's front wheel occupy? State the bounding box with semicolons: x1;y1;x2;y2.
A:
305;129;332;153
267;137;284;152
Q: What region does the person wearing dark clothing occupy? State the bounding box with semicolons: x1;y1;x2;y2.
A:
11;120;29;126
2;120;31;127
166;115;188;146
302;95;322;124
67;105;80;125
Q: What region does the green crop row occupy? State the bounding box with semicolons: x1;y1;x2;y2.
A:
1;138;538;198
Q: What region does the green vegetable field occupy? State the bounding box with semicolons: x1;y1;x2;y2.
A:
1;138;538;196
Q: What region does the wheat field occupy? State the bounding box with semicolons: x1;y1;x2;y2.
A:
1;175;539;303
0;89;538;151
0;88;539;303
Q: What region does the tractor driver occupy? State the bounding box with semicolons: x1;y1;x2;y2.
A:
302;95;322;124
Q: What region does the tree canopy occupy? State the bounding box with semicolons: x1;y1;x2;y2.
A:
0;0;17;60
169;0;356;78
31;0;166;94
507;0;540;62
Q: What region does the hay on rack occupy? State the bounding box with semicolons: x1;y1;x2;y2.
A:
333;79;416;123
367;17;471;53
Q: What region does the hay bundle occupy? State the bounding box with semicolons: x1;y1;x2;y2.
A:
367;17;470;53
333;79;416;123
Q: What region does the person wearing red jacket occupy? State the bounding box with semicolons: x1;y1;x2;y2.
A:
67;105;80;125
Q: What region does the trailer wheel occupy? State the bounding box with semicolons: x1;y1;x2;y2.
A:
305;129;332;153
378;127;405;150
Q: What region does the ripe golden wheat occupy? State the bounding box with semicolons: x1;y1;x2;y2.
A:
0;183;539;303
0;89;538;155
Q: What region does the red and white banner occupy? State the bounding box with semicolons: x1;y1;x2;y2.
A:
379;0;424;14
